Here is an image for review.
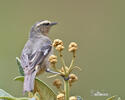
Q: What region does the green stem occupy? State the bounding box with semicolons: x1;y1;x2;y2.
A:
59;52;67;74
68;56;75;73
64;80;69;100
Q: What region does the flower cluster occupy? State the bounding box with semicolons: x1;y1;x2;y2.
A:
53;79;62;89
53;39;64;52
57;93;64;100
48;55;57;64
69;96;77;100
53;39;63;47
56;45;64;51
68;42;78;52
69;74;78;86
48;39;80;100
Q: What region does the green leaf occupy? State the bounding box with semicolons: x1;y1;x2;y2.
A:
0;89;36;100
16;57;24;76
0;89;13;97
0;97;16;100
14;76;56;100
106;95;117;100
0;97;36;100
0;89;15;100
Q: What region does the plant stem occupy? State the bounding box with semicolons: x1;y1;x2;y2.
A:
68;56;75;73
59;52;67;74
64;79;69;100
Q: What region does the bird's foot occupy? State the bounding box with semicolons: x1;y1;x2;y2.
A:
46;68;60;74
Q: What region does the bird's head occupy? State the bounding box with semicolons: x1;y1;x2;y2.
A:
33;20;57;35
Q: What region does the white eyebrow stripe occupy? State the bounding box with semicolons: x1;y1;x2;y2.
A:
36;20;51;26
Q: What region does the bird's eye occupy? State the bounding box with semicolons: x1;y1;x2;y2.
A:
43;23;50;26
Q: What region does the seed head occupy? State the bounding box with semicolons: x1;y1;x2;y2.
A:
53;79;62;89
69;96;77;100
53;39;63;47
69;42;78;52
56;45;64;51
48;55;57;64
69;74;78;83
57;93;64;100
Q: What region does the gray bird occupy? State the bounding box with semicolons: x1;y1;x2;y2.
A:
20;20;57;92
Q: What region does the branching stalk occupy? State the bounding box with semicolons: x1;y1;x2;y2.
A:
59;52;67;74
68;56;75;73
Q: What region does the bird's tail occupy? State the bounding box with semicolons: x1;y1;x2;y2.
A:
23;71;36;93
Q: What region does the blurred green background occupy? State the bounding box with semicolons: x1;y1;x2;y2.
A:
0;0;124;100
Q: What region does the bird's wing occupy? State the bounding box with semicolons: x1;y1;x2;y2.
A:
29;44;52;70
21;42;52;72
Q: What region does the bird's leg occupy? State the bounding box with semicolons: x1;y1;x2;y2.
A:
46;68;60;74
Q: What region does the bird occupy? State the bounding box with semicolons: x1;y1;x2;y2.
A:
20;20;57;92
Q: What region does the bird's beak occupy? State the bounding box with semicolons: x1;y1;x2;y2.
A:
50;22;57;26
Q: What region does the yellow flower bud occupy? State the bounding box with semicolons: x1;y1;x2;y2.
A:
56;45;64;51
69;74;78;83
68;42;78;52
69;96;77;100
53;39;63;47
48;55;57;64
57;93;64;100
53;79;62;89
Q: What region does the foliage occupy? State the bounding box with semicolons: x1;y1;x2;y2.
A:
0;89;36;100
16;57;24;76
14;76;56;100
